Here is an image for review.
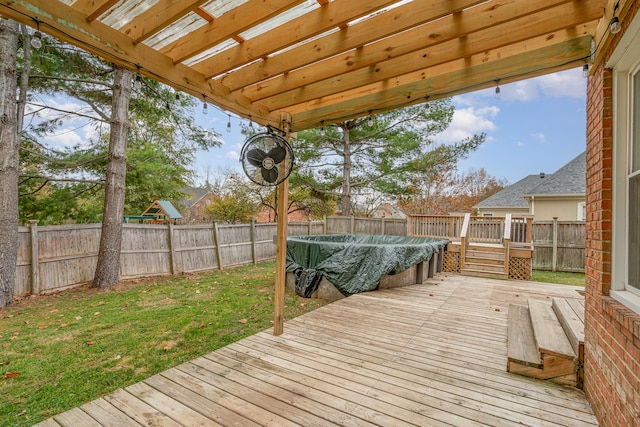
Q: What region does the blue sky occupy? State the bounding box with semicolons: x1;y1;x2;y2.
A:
191;67;587;185
36;67;587;187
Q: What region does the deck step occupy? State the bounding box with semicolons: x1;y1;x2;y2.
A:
463;261;505;273
507;304;541;368
460;268;508;280
528;299;576;359
552;297;585;360
507;298;583;388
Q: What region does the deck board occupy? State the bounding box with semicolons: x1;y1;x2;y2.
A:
34;274;598;426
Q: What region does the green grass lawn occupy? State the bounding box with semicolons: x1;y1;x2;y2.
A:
531;270;586;287
0;261;327;426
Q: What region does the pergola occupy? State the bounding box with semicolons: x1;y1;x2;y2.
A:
0;0;625;333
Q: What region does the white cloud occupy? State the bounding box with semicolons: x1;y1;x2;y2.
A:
516;141;526;147
435;106;499;144
531;132;546;143
41;129;85;149
226;150;239;160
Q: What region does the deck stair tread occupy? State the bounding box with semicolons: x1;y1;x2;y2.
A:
507;304;541;368
460;269;508;280
528;299;576;359
462;262;505;273
552;297;585;359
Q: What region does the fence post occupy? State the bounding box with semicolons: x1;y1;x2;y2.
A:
381;217;386;235
323;216;327;235
250;219;257;265
213;221;223;270
29;220;40;295
167;222;176;274
350;216;355;234
552;217;558;272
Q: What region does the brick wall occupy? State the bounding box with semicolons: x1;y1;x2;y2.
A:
584;4;640;425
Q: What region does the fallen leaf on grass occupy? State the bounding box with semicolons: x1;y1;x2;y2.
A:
98;301;105;306
5;372;20;378
238;319;248;324
195;290;201;294
86;341;96;346
0;361;9;366
163;343;175;351
93;312;100;316
16;410;26;417
75;316;82;321
37;325;48;330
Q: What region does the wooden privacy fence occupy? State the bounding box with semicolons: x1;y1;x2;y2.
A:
531;219;585;273
14;217;406;297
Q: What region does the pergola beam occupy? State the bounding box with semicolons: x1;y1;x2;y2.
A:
0;0;280;126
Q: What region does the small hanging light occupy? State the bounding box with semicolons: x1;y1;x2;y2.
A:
582;63;589;78
609;16;622;34
368;110;373;127
226;114;232;133
609;1;622;34
202;95;208;115
495;79;501;100
133;74;142;90
30;31;42;50
174;92;180;104
30;19;42;50
320;120;326;136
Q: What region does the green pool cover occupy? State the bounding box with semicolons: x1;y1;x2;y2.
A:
286;234;449;296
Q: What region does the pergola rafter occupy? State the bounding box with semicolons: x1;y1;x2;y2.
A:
0;0;620;132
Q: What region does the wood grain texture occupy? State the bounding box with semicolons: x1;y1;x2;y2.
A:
34;274;598;426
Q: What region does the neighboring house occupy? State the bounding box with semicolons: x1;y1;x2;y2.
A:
254;204;311;223
474;173;547;217
475;152;586;221
523;152;586;221
371;202;407;219
181;188;216;223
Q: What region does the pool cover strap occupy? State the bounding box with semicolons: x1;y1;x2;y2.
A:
286;235;448;296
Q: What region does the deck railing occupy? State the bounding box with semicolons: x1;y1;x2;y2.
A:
409;214;533;247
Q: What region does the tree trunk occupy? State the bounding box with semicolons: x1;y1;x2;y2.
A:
91;66;132;290
340;125;352;216
0;19;19;308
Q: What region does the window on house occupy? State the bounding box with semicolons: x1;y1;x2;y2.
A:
611;15;640;313
577;202;586;221
629;70;640;292
482;213;493;217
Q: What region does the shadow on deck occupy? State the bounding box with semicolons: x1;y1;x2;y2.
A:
35;274;597;426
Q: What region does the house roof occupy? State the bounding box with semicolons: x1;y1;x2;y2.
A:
524;151;586;197
475;174;547;209
181;187;210;208
476;151;586;209
142;200;183;219
0;0;618;132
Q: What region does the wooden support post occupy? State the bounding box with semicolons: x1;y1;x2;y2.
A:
250;219;257;264
552;217;558;272
29;220;40;295
168;222;177;274
213;221;223;270
437;247;444;272
415;261;424;284
428;254;436;278
274;118;291;336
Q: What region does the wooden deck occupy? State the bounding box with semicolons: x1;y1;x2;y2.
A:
35;274;598;426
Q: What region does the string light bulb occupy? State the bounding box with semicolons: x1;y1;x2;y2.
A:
202;101;208;115
226;114;232;133
368;111;373;127
174;92;180;104
609;16;622;34
320;120;326;136
133;74;142;90
582;63;589;78
494;79;501;100
31;31;42;50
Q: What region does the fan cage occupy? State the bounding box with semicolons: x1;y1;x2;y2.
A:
240;132;294;186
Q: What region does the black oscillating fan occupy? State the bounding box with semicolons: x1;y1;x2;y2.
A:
240;131;294;186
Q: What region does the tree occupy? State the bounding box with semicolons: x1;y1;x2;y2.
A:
18;35;220;224
0;19;19;308
204;176;260;224
399;168;507;215
91;65;132;290
291;100;485;215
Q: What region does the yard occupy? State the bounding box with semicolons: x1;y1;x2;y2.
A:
0;262;327;426
0;263;584;426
